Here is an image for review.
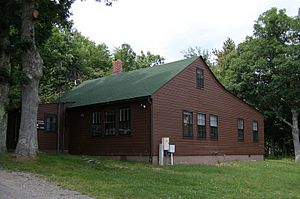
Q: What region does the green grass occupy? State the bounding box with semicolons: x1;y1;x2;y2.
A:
0;154;299;199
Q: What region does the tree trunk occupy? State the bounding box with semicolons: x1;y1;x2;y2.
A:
15;0;43;157
270;137;275;156
0;29;10;154
0;84;9;153
291;109;300;163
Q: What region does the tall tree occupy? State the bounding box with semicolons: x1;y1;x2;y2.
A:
113;43;164;71
1;0;112;156
0;1;20;153
181;46;213;67
213;38;235;64
11;0;74;157
113;44;137;71
40;27;112;102
212;38;236;81
136;51;165;69
15;0;43;157
0;20;10;154
251;8;299;162
215;8;300;162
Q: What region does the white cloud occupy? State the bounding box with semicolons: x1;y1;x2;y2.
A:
70;0;299;62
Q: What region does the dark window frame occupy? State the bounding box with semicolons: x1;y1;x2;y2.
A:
237;118;244;141
104;110;116;136
253;121;259;143
197;112;206;139
183;110;193;137
45;113;57;132
119;107;131;135
209;114;218;140
196;68;204;89
91;111;101;137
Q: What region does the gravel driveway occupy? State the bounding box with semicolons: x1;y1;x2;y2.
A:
0;169;94;199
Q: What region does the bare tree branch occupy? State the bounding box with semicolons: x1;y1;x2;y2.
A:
278;115;293;128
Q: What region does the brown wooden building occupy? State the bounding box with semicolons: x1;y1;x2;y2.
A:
7;103;68;152
36;57;264;164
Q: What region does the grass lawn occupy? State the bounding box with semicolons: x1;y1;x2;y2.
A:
0;154;299;199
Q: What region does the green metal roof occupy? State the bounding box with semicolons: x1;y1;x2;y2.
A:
58;56;198;107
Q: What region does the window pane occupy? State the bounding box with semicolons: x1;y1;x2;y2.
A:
238;129;244;140
197;113;205;126
210;115;218;127
196;68;204;88
91;112;101;136
91;125;101;136
184;111;192;124
183;111;193;137
197;68;203;77
253;121;258;142
92;112;101;125
197;125;206;139
253;121;258;131
105;111;116;135
210;127;218;140
119;108;131;135
45;114;57;132
238;119;244;130
253;131;258;142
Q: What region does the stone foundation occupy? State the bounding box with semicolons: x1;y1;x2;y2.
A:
87;154;264;165
97;155;151;162
152;154;264;165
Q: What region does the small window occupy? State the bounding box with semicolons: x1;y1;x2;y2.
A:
253;121;258;142
196;68;204;88
197;113;206;139
237;118;244;141
45;114;57;132
105;111;116;136
183;111;193;137
119;108;131;135
91;112;101;136
210;115;218;140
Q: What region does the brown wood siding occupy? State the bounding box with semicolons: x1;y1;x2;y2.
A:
68;100;151;156
37;104;58;151
152;58;264;156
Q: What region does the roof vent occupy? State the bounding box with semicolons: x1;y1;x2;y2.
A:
112;59;123;74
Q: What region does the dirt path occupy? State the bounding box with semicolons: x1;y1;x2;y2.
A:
0;169;94;199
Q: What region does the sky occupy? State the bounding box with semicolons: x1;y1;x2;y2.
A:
70;0;299;62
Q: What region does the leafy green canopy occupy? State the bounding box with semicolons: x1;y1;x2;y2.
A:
215;8;300;114
113;43;165;71
213;8;300;156
39;32;166;102
39;27;112;102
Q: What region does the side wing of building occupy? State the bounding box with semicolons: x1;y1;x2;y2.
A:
152;57;264;164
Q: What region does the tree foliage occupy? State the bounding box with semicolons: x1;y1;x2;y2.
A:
181;46;213;67
113;43;165;71
212;38;236;81
1;0;121;156
214;8;300;161
136;51;165;69
39;27;112;102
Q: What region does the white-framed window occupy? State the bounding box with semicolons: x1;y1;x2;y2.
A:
210;114;218;140
45;114;57;132
91;112;101;136
119;108;131;135
196;68;204;88
237;118;244;141
197;113;206;139
105;111;116;136
183;111;193;137
253;121;258;142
